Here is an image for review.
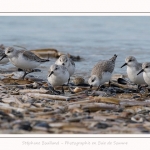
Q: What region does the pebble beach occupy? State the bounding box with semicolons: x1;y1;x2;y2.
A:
0;48;150;134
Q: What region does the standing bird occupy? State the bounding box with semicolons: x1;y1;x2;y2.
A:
0;44;9;64
47;64;69;94
0;47;50;79
88;54;117;90
55;54;75;84
137;62;150;86
121;56;146;85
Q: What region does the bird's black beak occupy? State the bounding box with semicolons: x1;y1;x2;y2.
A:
49;71;54;77
90;85;93;89
137;69;144;75
121;63;127;68
0;54;7;61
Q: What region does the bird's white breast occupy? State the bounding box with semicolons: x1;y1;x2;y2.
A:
48;71;69;87
143;72;150;85
99;72;112;85
127;66;145;84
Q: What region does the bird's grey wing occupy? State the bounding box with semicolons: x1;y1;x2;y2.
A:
91;60;115;78
0;50;5;57
0;49;8;59
23;51;49;62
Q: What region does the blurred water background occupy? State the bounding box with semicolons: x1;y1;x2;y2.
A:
0;16;150;80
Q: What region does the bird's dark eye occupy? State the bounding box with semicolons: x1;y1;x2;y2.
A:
128;60;132;62
8;51;10;53
92;79;94;82
55;68;58;70
146;66;148;68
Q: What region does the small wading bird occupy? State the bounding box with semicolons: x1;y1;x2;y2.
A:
0;47;50;79
137;62;150;86
88;54;117;90
55;54;75;84
0;44;9;64
47;64;69;94
121;56;146;88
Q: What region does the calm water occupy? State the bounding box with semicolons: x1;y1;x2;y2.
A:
0;16;150;80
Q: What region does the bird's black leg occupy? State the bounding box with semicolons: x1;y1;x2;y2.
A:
137;84;143;93
89;85;93;90
67;77;70;85
137;84;141;90
22;71;28;79
62;85;64;94
21;69;37;79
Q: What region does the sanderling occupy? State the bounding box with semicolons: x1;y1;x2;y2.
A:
0;47;49;79
88;54;117;90
121;56;146;85
0;44;9;64
137;62;150;85
47;64;69;94
55;54;75;83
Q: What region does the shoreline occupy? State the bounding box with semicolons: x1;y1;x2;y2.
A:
0;72;149;134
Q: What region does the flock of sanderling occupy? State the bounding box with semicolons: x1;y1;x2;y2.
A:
1;44;150;94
